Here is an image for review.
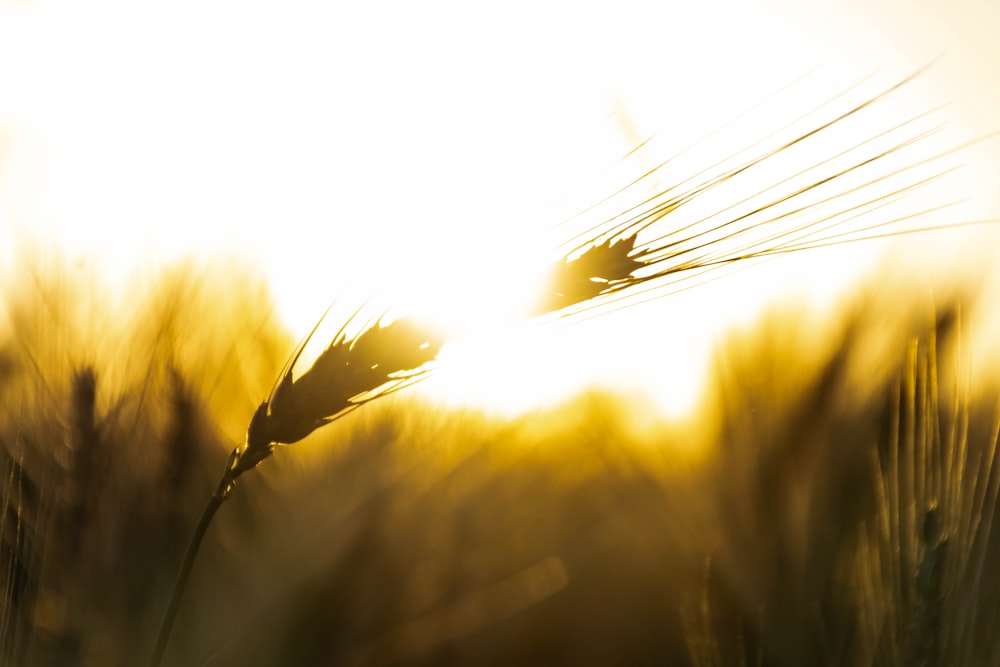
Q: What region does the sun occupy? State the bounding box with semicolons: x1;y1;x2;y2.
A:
2;2;998;422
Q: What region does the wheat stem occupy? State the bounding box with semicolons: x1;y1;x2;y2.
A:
150;454;238;667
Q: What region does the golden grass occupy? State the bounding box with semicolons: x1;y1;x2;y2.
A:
1;63;998;667
0;253;997;665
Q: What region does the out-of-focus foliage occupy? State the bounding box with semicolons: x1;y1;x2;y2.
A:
0;251;290;665
1;256;998;666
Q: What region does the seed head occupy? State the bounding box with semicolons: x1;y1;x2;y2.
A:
231;316;442;478
536;234;649;314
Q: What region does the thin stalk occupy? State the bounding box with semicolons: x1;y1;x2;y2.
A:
150;455;238;667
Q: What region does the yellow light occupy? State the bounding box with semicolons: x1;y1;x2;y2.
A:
1;2;998;421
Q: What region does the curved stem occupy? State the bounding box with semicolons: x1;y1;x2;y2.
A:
150;463;237;667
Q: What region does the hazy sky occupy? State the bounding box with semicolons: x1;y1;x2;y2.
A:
1;1;998;415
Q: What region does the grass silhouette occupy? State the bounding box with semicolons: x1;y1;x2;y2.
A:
150;307;442;665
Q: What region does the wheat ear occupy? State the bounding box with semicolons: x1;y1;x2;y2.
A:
535;66;998;321
150;311;441;667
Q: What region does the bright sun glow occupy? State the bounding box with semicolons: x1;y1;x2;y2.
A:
1;1;999;419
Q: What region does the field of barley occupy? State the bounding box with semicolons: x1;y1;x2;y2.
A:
1;253;999;667
3;3;1000;666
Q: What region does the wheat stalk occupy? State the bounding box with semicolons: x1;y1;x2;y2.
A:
149;310;441;666
909;505;947;667
536;65;997;322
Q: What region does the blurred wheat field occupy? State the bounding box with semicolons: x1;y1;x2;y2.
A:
3;4;1000;666
1;252;999;666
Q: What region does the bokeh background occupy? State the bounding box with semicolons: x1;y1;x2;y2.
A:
1;1;1000;666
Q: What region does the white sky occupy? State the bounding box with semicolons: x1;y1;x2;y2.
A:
1;0;998;416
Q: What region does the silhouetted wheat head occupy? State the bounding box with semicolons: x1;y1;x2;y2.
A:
233;315;443;481
150;310;442;665
536;65;996;321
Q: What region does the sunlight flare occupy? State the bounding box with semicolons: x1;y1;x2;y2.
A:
0;2;998;419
